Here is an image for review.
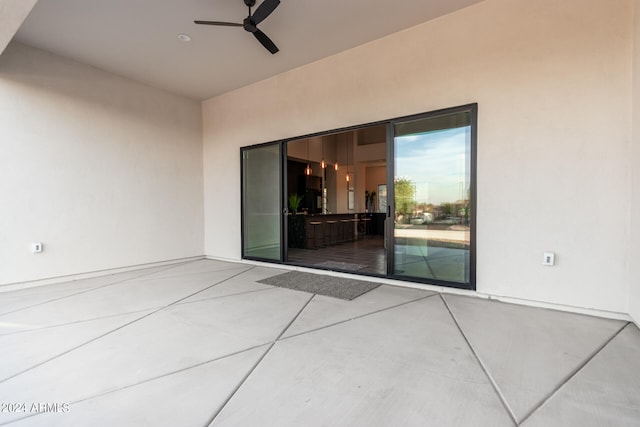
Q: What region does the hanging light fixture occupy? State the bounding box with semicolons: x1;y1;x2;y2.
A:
334;138;339;171
305;140;312;176
320;139;326;169
345;138;350;182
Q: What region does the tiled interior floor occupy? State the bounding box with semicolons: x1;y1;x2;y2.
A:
0;259;639;426
287;235;386;275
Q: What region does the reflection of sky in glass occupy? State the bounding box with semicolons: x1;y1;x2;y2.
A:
395;127;470;205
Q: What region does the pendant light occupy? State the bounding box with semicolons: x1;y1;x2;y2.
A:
334;138;339;171
305;140;312;176
345;138;350;182
320;139;326;169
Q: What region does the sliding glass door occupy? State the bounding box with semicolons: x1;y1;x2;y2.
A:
241;143;282;261
240;104;476;289
389;106;476;289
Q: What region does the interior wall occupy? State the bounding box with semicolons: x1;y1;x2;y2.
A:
0;42;204;285
366;166;386;212
0;0;37;55
631;0;640;325
203;0;633;313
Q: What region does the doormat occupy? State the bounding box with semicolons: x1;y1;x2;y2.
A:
313;261;367;271
258;271;381;301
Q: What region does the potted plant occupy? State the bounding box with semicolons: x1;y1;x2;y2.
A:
365;190;376;212
288;193;303;214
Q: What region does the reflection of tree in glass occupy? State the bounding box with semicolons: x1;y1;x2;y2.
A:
394;177;415;221
440;202;453;217
415;202;434;214
463;188;471;224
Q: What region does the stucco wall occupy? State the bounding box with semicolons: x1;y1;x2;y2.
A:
0;42;204;285
0;0;37;55
365;165;386;208
202;0;633;313
631;0;640;325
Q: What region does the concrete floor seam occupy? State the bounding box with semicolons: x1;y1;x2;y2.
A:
136;264;254;283
0;266;258;385
518;321;631;426
0;307;157;337
69;343;272;409
0;341;280;426
164;267;257;307
280;291;439;342
206;294;316;426
2;260;636;426
440;294;519;426
0;260;198;317
0;283;273;336
175;287;278;307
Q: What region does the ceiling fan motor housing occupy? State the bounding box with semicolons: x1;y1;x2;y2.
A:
244;0;257;7
243;17;258;33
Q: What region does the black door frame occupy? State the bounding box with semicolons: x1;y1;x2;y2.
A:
240;140;286;264
386;104;477;291
240;103;477;291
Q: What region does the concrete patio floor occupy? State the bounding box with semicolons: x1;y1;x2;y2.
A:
0;259;638;426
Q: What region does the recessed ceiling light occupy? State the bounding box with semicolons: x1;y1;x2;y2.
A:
178;34;192;42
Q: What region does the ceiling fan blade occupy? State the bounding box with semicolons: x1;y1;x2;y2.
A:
253;29;279;54
252;0;280;25
194;20;243;27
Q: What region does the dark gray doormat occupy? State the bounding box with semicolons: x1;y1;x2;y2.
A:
258;271;381;301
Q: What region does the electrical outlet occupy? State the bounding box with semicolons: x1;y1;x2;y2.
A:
543;251;555;266
32;242;43;253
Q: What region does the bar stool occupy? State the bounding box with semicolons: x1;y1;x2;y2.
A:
351;218;360;241
340;219;352;242
309;221;323;249
325;220;338;245
337;220;345;243
362;217;371;237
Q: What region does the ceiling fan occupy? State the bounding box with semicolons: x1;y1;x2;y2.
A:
194;0;281;54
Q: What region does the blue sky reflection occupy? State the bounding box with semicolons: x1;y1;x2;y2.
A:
394;127;470;205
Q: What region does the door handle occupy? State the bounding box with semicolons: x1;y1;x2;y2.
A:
387;205;391;218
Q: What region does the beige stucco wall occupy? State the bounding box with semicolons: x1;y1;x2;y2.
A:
0;42;204;285
203;0;633;314
365;165;386;206
0;0;37;55
631;0;640;325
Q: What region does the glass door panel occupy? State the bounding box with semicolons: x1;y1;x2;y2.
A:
242;143;282;261
392;109;474;288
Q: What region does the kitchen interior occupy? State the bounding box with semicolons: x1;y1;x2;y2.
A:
285;125;387;275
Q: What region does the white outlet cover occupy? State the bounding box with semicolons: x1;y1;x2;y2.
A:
543;251;555;266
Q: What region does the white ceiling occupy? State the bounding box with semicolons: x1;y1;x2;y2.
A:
14;0;483;100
